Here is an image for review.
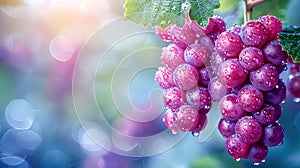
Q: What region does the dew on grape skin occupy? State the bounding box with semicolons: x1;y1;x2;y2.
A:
192;132;199;137
254;162;260;166
293;98;300;103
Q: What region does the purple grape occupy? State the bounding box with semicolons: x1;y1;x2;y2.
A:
235;116;263;144
264;79;286;105
163;87;185;109
259;14;282;41
253;104;281;125
287;73;300;98
186;86;212;110
240;20;268;47
218;118;236;138
210;52;225;76
173;63;199;90
161;44;185;71
208;77;231;101
262;123;284;147
247;143;268;164
226;134;250;160
198;66;211;87
239;47;264;71
263;40;288;66
219;94;247;121
237;84;264;112
250;63;279;91
198;36;214;53
190;113;207;135
208;32;219;44
215;31;244;59
163;109;178;134
173;22;197;47
155;67;175;89
277;61;287;74
203;16;225;34
184;44;210;68
218;58;248;88
173;105;199;132
211;16;226;34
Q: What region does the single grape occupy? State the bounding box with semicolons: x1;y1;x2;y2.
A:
250;63;279;91
163;109;178;134
237;84;264;112
198;36;215;53
263;40;288;66
264;79;286;105
219;94;247;121
239;47;264;71
210;52;225;77
186;86;212;110
208;76;231;101
215;31;244;59
208;32;219;44
235;116;263;144
247;143;268;164
199;15;226;35
161;44;185;71
287;73;300;98
173;63;199;90
218;118;236;138
218;58;248;88
198;66;211;87
211;16;226;34
259;14;282;41
262;123;284;147
174;105;199;132
155;67;175;89
174;22;197;47
253;104;281;125
226;134;250;160
163;87;185;109
184;44;210;68
190;113;207;135
277;61;287;74
240;20;268;47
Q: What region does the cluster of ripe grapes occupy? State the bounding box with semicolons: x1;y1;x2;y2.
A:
215;15;286;165
154;16;226;135
154;14;290;164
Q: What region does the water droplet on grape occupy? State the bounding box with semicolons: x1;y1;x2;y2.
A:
192;132;199;137
172;130;178;134
293;98;300;103
236;158;241;161
254;162;260;166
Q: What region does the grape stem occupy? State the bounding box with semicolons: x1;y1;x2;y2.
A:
243;0;267;23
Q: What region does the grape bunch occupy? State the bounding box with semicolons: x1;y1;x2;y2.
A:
287;57;300;101
215;15;286;164
155;16;226;135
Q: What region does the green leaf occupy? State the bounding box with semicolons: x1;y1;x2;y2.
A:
123;0;220;28
278;26;300;62
189;0;220;27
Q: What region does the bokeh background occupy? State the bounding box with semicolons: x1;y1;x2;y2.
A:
0;0;300;167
